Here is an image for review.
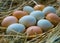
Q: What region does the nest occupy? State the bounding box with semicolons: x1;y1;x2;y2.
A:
0;0;60;43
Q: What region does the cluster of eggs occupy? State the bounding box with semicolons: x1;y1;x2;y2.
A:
1;4;60;36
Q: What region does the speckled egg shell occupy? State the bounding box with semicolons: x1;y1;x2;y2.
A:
12;10;28;19
6;23;25;34
34;4;45;11
19;15;36;27
1;16;18;27
42;6;56;16
23;6;34;14
30;11;45;20
37;19;53;31
46;13;60;26
26;26;43;35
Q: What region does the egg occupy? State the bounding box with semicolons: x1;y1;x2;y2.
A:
1;16;18;27
34;4;45;11
26;26;43;35
46;13;60;26
6;23;25;34
23;6;34;14
42;6;56;16
12;10;28;19
19;15;36;27
30;11;45;20
37;19;53;31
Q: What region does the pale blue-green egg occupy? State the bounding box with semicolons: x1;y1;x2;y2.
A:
37;19;53;31
42;6;56;15
23;6;34;14
30;11;45;20
19;15;36;27
6;23;25;34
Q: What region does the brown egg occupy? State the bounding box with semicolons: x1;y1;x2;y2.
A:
46;13;60;26
26;26;43;36
1;16;18;27
12;10;28;19
34;4;45;11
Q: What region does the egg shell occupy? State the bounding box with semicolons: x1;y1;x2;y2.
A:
42;6;56;16
37;19;53;31
30;11;45;20
12;10;28;19
26;26;43;35
46;13;60;26
6;23;25;34
19;15;36;27
34;4;45;11
1;16;18;27
23;6;34;14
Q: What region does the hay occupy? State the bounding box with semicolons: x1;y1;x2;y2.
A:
0;0;60;43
